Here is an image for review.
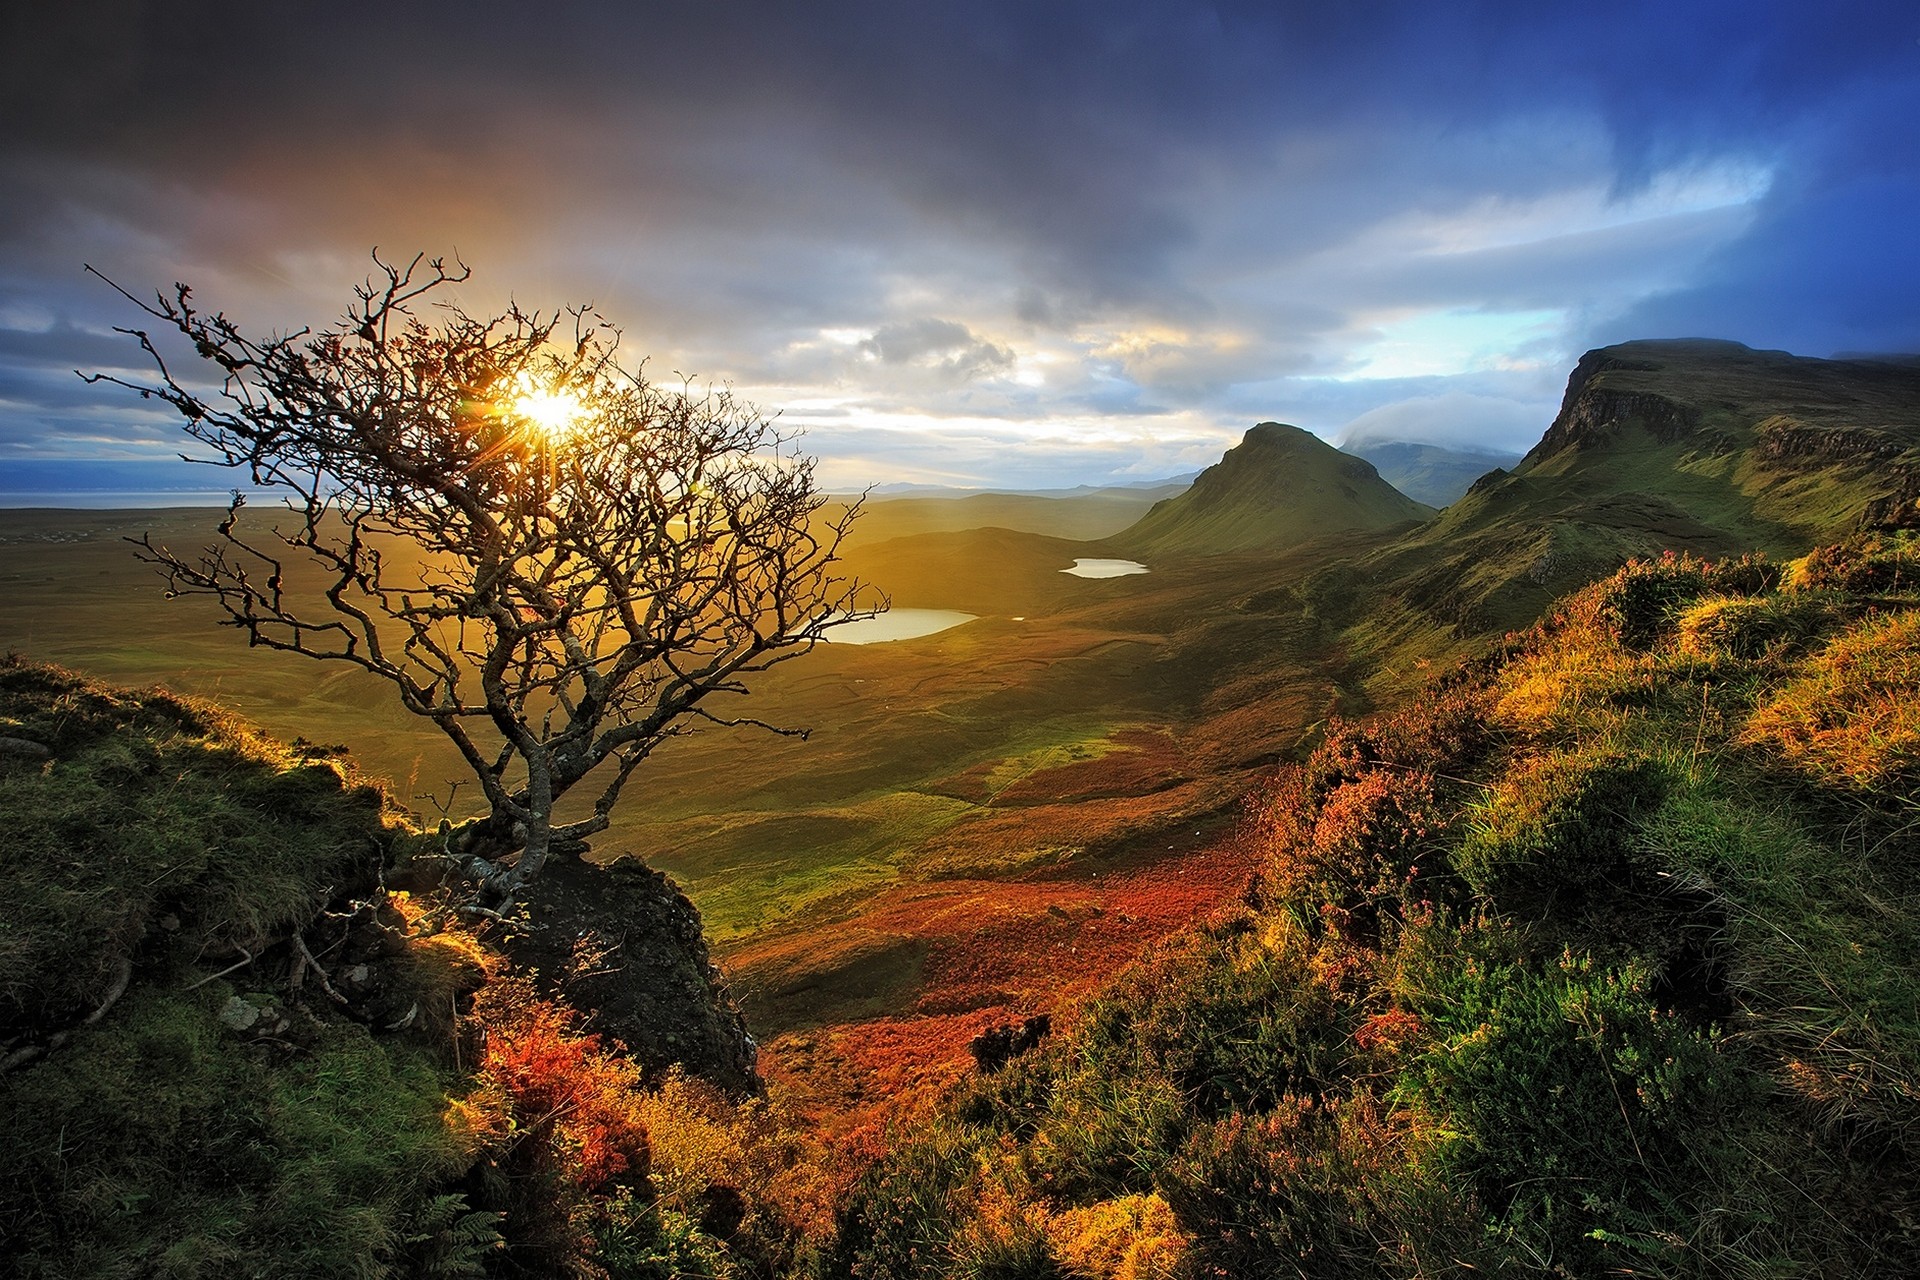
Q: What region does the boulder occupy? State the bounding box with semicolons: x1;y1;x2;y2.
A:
501;856;759;1095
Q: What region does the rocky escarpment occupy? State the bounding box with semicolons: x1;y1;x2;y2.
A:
1756;414;1911;465
1526;340;1920;483
1524;345;1710;463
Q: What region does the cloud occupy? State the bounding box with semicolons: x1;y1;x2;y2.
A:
0;1;1916;487
1594;76;1920;355
1336;392;1548;455
857;318;1015;383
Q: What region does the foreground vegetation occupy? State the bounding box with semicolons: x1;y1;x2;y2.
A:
830;532;1920;1277
0;659;829;1277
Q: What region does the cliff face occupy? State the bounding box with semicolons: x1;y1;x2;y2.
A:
1527;338;1920;471
1296;339;1920;665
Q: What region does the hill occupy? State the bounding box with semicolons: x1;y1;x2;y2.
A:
833;530;1920;1276
1111;422;1435;557
839;482;1192;545
1339;438;1522;507
12;337;1920;1277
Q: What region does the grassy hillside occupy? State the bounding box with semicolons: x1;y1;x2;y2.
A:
830;531;1920;1278
837;484;1190;546
7;340;1917;1222
1301;340;1920;700
0;661;489;1276
1112;423;1434;558
0;660;820;1279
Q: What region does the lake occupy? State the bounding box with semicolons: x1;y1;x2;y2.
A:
828;608;978;644
1061;558;1149;578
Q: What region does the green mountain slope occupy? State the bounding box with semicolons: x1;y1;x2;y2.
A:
1317;339;1920;689
1112;422;1435;557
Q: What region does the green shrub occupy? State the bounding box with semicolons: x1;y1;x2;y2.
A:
1796;531;1920;594
1078;926;1354;1121
1156;1099;1389;1280
1405;948;1737;1273
1588;552;1778;651
1026;1063;1188;1202
593;1194;732;1279
1455;752;1670;923
827;1128;980;1280
1675;592;1843;660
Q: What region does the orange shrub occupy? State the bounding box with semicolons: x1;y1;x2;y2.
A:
1045;1192;1188;1280
467;977;651;1194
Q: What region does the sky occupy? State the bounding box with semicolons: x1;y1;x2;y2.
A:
2;0;1917;494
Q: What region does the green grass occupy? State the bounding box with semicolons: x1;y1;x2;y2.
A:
4;984;474;1279
669;791;975;940
0;658;393;1038
0;659;496;1279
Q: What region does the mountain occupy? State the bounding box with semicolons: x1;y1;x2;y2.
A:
1339;438;1522;507
1321;339;1920;680
1111;422;1435;557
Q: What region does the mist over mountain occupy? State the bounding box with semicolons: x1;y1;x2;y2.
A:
1338;439;1523;507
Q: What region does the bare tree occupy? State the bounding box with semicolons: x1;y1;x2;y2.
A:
87;252;871;911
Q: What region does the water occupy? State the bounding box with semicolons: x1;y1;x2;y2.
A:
0;491;264;509
1061;558;1149;578
828;608;977;644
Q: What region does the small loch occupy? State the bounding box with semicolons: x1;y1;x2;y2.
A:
829;608;978;644
1061;558;1149;579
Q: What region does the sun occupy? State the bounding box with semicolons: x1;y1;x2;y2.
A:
509;374;585;442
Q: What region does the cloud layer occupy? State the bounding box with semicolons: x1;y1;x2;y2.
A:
3;1;1916;490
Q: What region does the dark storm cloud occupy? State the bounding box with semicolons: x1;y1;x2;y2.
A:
858;320;1013;377
1597;73;1920;355
2;1;1917;486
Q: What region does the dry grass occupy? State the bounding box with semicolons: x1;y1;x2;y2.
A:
1744;609;1920;791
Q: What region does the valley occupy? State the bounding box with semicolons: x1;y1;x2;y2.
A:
6;339;1920;1140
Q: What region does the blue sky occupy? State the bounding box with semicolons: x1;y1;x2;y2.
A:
2;1;1917;492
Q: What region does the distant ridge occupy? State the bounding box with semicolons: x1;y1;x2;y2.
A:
1112;422;1434;556
851;474;1198;500
1340;439;1522;507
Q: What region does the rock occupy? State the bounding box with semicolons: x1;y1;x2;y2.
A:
0;736;50;759
969;1013;1051;1074
219;996;261;1032
501;855;760;1095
